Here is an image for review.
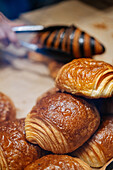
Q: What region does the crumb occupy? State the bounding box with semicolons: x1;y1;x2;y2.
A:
93;23;107;29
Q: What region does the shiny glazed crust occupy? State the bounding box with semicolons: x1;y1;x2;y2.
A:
0;92;16;123
72;116;113;168
55;58;113;98
0;119;43;170
24;154;92;170
25;92;100;154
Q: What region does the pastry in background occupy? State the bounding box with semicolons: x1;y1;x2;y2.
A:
28;51;51;64
24;154;92;170
0;118;46;170
56;58;113;98
0;92;16;123
71;116;113;168
28;51;66;79
25;92;100;154
32;25;105;58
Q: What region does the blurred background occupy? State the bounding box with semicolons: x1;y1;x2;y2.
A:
0;0;63;19
0;0;113;19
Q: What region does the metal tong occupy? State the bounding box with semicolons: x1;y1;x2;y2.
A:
12;25;44;51
12;25;72;61
12;25;44;33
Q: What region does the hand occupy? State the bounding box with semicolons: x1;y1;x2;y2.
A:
0;12;21;47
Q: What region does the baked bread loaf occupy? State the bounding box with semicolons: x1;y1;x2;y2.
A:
55;58;113;98
25;92;100;154
0;118;45;170
71;116;113;168
0;92;16;123
24;154;92;170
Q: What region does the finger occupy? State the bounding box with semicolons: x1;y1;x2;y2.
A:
0;21;20;47
3;25;19;47
7;31;20;47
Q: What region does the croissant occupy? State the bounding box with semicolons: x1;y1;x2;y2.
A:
25;92;100;154
55;58;113;98
33;25;105;58
71;116;113;168
24;154;92;170
0;118;46;170
0;92;16;123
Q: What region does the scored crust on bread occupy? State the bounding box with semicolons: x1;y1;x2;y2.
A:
0;92;16;123
71;116;113;168
55;58;113;98
25;92;100;154
24;154;92;170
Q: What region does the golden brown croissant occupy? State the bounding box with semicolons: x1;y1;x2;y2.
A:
55;58;113;99
71;116;113;168
25;92;100;154
0;118;46;170
0;92;16;123
24;154;92;170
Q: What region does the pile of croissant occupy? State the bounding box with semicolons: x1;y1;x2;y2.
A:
0;57;113;170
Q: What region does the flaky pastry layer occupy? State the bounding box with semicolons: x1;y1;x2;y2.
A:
72;116;113;168
25;92;100;154
55;58;113;98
